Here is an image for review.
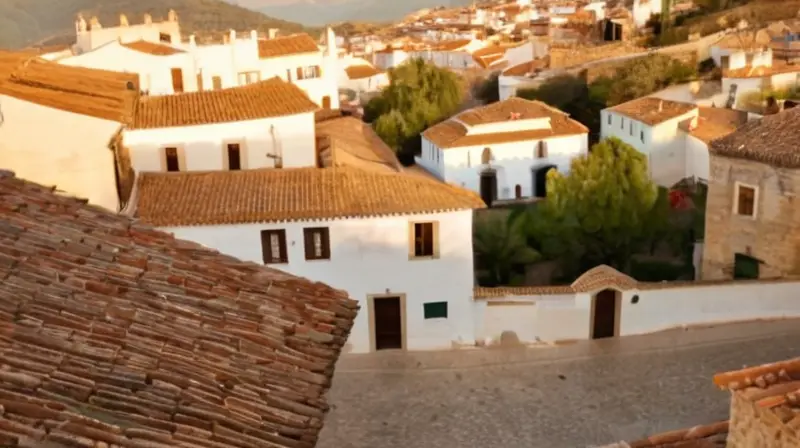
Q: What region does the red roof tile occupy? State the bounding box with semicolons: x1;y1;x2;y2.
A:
0;170;358;447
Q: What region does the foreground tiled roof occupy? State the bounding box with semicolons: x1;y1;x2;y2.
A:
423;98;588;148
607;97;697;126
130;77;318;129
316;114;402;173
121;40;185;56
258;34;320;59
0;50;138;122
0;171;358;447
598;422;728;448
132;167;486;227
501;57;549;77
709;107;800;168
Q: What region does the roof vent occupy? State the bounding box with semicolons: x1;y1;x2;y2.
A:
509;112;522;120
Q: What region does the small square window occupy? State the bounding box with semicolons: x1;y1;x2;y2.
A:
164;147;180;172
260;229;287;264
423;302;448;319
303;227;331;260
411;222;438;258
212;76;222;90
607;114;612;125
735;184;757;217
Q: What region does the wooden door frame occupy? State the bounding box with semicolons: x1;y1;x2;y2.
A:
589;289;622;339
367;293;407;352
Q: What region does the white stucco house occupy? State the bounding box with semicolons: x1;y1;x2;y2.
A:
418;97;589;205
60;12;340;109
126;165;486;354
119;78;320;177
600;97;750;186
338;57;389;94
73;11;181;55
0;54;137;212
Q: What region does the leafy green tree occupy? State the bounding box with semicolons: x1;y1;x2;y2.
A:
473;73;500;104
605;54;697;105
473;213;541;286
367;58;463;156
542;137;659;271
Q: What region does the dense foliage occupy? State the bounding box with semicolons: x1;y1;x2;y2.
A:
0;0;305;49
474;139;705;285
365;58;463;159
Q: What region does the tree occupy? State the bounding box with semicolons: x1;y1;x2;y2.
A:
473;73;500;104
366;58;463;157
541;138;659;271
473;213;541;286
605;54;697;106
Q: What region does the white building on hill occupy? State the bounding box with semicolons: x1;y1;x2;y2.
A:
418;97;589;205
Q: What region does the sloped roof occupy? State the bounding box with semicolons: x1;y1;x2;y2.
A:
121;40;185;56
570;265;637;293
709;107;800;168
130;77;318;129
316;114;402;173
0;170;358;447
0;50;138;122
258;34;320;58
132;167;486;227
607;97;697;126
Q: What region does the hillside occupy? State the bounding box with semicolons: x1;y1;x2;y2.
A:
253;0;472;27
0;0;307;50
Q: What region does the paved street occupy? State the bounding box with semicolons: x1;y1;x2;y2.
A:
318;320;800;448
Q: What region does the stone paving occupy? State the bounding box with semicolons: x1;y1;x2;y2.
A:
318;320;800;448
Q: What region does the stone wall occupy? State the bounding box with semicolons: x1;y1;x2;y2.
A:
549;42;646;69
727;392;800;447
701;154;800;280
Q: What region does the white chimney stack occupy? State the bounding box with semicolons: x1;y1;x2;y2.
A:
268;28;278;39
189;34;196;47
229;29;236;43
250;30;258;40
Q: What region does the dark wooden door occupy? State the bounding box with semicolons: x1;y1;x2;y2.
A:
480;171;497;206
533;165;556;198
322;96;332;109
592;289;617;339
374;297;402;350
171;68;184;93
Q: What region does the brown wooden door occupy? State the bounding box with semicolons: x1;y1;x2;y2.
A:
171;68;184;93
592;289;617;339
374;297;402;350
322;96;331;109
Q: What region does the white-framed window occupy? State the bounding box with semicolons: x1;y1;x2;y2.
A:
733;181;758;218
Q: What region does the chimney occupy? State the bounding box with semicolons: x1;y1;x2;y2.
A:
144;13;152;25
658;100;663;112
119;14;129;27
223;34;229;44
268;28;279;39
168;9;178;22
76;15;87;33
189;34;196;47
250;30;258;40
229;29;236;43
89;16;102;30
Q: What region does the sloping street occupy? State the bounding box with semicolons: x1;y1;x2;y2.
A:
318;320;800;448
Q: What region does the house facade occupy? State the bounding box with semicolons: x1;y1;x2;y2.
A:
702;107;800;281
73;12;181;54
0;52;137;212
127;167;486;353
120;78;319;176
419;97;589;205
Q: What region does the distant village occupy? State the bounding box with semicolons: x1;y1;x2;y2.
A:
0;0;799;446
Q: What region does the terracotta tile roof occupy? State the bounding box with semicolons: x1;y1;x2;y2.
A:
316;116;403;173
724;59;800;79
709;107;800;168
571;265;638;292
132;167;486;227
423;98;588;148
0;50;138;122
130;77;318;130
434;39;472;51
474;285;573;298
716;29;772;51
607;97;698;126
345;64;382;79
602;421;729;448
501;57;550;76
684;107;749;144
121;40;185;56
0;171;358;447
258;34;320;59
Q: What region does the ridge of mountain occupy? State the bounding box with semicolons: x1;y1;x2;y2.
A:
0;0;308;50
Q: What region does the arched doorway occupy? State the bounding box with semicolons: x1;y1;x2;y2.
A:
532;164;556;198
480;169;497;207
591;289;620;339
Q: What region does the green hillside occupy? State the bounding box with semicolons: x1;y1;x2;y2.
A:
0;0;307;50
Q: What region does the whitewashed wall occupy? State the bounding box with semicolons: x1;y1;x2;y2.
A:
161;210;477;353
123;112;316;171
476;280;800;344
75;21;181;54
684;133;710;181
421;133;588;199
0;95;121;211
